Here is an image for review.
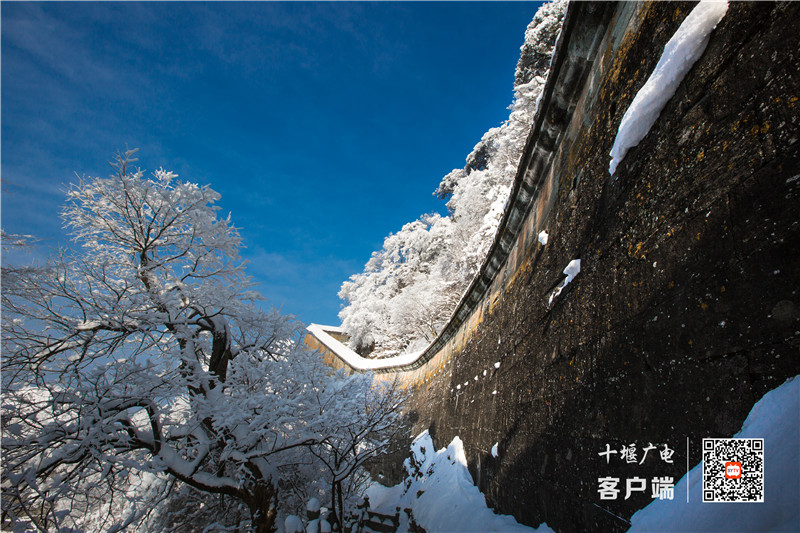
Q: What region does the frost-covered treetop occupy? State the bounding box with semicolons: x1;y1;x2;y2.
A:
2;149;407;533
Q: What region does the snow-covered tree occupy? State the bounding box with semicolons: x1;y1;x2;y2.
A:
309;376;406;526
338;214;459;357
1;150;406;533
339;1;567;359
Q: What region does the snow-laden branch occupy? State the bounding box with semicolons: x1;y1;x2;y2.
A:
2;150;406;533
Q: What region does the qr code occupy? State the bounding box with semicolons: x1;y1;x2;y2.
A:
702;438;764;502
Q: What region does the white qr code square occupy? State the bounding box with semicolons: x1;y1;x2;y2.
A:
702;438;764;502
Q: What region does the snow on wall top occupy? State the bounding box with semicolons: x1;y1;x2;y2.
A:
307;324;427;371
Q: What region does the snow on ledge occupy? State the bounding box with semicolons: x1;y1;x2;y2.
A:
548;258;581;306
608;0;728;175
537;230;549;246
306;324;426;371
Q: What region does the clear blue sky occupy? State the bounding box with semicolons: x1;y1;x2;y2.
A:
2;1;542;326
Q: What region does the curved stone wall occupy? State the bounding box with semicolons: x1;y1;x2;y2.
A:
322;2;800;530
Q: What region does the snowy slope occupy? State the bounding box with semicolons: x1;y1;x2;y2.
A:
628;375;800;532
367;431;553;533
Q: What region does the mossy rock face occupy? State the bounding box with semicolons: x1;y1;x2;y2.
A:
379;2;800;532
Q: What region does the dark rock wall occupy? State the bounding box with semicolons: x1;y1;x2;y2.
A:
398;2;800;531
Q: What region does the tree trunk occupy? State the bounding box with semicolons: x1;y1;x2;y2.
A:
336;480;344;527
250;509;277;533
330;478;339;527
247;485;278;533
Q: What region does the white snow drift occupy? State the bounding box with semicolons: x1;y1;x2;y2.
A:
367;431;552;533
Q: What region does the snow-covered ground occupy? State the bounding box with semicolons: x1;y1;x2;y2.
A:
365;375;798;533
629;375;800;532
366;432;553;533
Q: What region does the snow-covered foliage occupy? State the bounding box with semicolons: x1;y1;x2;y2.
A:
366;431;553;533
608;0;728;175
338;214;461;358
629;375;800;532
0;230;36;249
339;1;567;359
137;476;253;533
1;150;407;533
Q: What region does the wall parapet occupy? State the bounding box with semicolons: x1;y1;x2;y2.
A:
307;2;620;374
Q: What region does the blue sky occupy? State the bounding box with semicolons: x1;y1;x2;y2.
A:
2;1;542;326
